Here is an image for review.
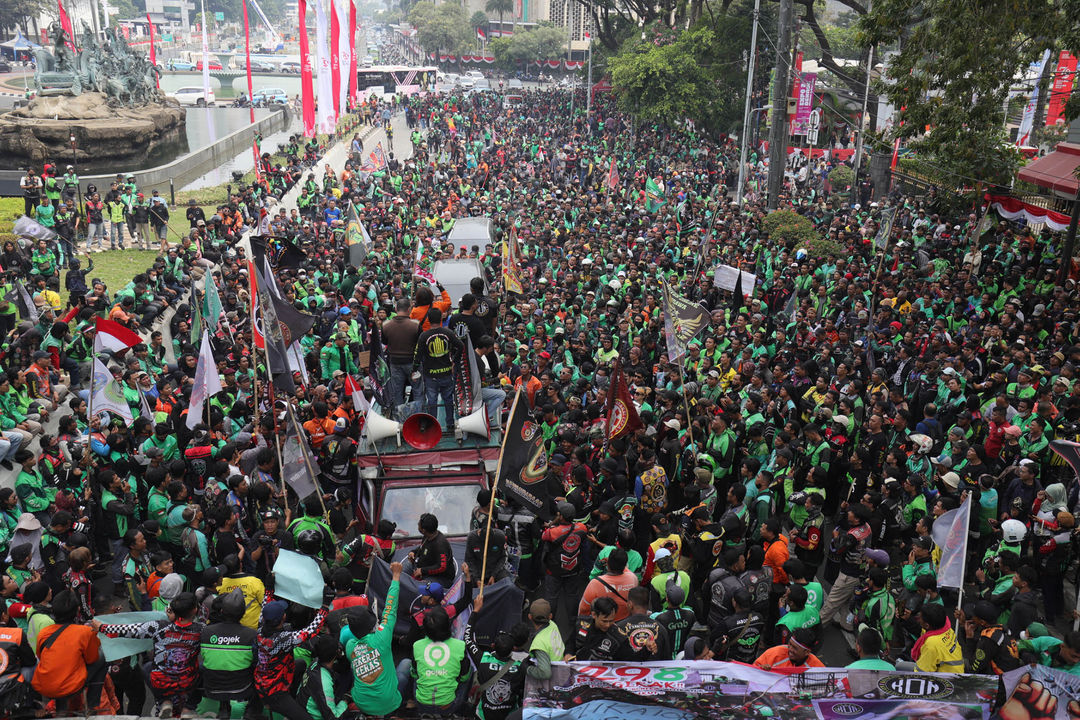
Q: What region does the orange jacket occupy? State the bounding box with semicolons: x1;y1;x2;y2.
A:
32;624;102;698
753;643;824;671
764;535;790;584
411;289;451;331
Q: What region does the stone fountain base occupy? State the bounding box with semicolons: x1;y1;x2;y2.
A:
0;92;186;168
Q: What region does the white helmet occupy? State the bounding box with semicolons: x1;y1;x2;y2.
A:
1001;519;1027;544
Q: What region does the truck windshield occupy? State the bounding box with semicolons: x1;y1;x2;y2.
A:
382;483;479;538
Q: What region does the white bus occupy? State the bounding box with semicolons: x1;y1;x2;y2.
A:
356;65;437;99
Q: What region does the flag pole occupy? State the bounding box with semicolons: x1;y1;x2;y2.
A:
479;387;520;599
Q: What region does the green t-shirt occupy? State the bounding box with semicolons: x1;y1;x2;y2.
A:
344;580;400;715
778;606;820;634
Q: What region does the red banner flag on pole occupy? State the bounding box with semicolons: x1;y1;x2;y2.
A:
330;0;341;121
604;361;643;443
348;0;358;104
146;15;159;87
57;0;76;51
298;0;316;137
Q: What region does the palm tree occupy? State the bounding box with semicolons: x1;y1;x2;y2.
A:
485;0;514;37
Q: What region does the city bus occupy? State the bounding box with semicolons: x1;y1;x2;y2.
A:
356;65;437;98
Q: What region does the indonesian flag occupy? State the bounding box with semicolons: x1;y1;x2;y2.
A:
607;158;619;191
93;316;142;354
344;374;369;413
477;27;486;41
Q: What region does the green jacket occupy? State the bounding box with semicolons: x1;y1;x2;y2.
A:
16;468;53;513
412;636;469;707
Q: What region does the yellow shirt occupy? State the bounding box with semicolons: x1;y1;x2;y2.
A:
217;574;266;629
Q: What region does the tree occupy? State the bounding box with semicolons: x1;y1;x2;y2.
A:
415;2;473;56
607;2;759;135
484;0;513;35
470;11;488;31
0;0;48;39
863;0;1062;185
515;24;566;61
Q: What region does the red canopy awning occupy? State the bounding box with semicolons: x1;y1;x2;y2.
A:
1017;142;1080;199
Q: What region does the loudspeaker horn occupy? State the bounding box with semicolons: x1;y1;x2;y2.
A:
402;413;443;450
458;407;490;441
365;409;402;447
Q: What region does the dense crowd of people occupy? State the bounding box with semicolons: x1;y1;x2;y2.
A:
0;77;1079;720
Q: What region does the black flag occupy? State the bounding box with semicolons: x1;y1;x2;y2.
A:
495;389;551;520
253;261;297;394
731;266;745;315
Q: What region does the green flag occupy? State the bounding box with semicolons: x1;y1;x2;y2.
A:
202;275;222;327
646;177;666;213
190;283;202;344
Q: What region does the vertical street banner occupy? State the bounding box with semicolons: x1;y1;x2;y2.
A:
1046;51;1077;127
329;0;341;122
298;0;316;136
314;0;335;134
793;72;817;135
1017;48;1052;146
348;0;358;103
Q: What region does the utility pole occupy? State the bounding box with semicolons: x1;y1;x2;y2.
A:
736;0;761;208
766;0;793;209
851;0;874;203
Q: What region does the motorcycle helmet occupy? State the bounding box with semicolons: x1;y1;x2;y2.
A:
297;529;322;555
1001;519;1027;544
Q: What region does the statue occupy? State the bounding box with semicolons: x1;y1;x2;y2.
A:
33;22;165;106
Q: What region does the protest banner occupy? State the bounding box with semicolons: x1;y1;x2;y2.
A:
713;263;758;296
272;549;325;608
94;611;169;661
997;665;1080;720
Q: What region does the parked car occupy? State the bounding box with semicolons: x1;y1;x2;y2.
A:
196;60;223;71
279;61;302;74
0;61;11;73
167;60;195;71
249;60;276;72
466;69;484;80
168;86;216;106
507;78;523;90
253;87;288;105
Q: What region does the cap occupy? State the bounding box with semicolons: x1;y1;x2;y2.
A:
972;600;999;623
529;598;552;621
32;350;49;360
556;501;576;520
941;471;960;489
664;418;681;431
334;417;348;432
262;600;288;625
864;548;890;566
654;548;672;562
913;536;933;550
419;582;445;601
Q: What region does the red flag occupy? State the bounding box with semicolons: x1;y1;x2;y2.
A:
330;0;341;121
241;0;260;179
890;136;901;170
298;0;316;137
348;0;358;104
146;15;159;87
57;0;76;52
604;362;643;442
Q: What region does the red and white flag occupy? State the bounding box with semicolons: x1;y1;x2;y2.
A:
344;374;369;413
93;316;142;354
477;27;486;41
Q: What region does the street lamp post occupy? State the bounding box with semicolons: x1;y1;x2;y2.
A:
69;133;84;217
736;0;761;209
